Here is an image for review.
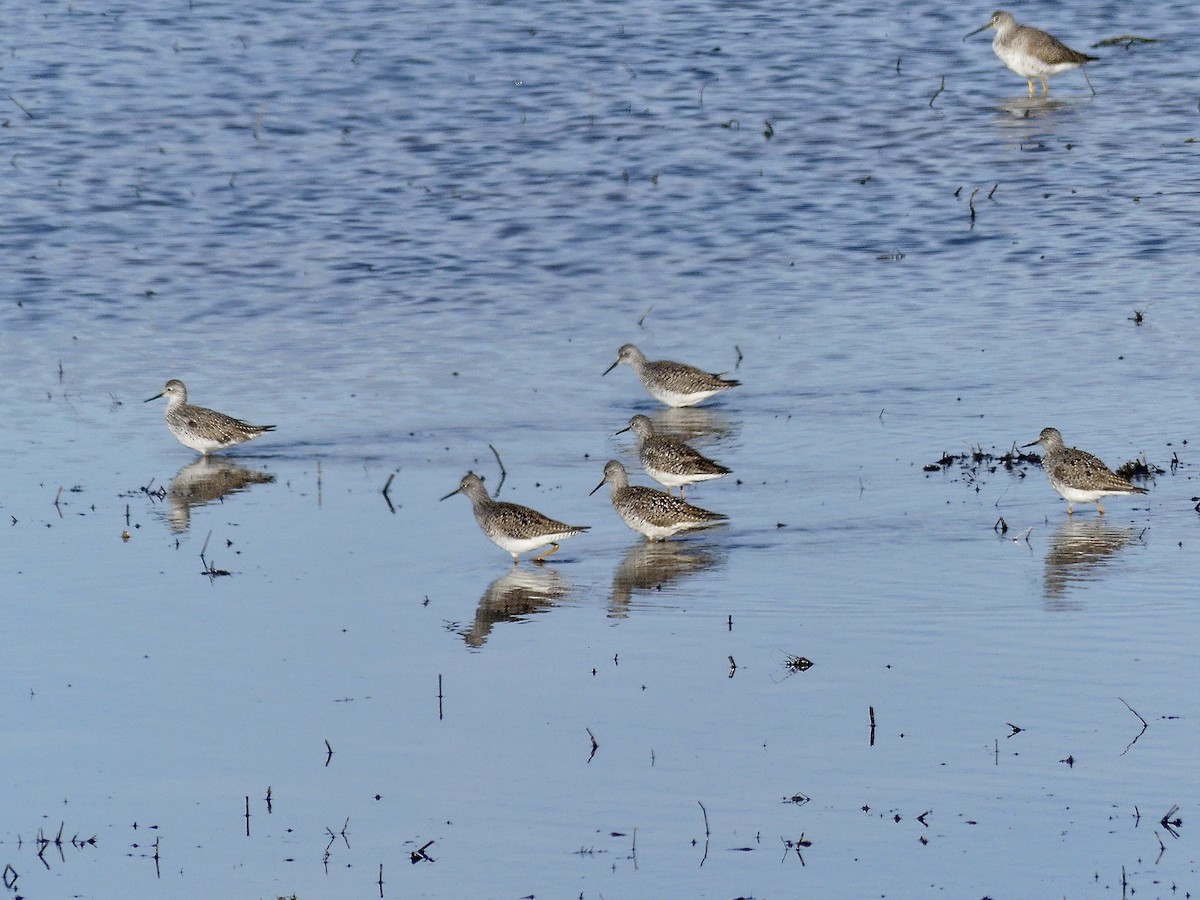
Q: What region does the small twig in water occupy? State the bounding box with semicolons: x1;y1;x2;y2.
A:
488;444;506;495
1160;805;1182;839
1118;697;1148;754
8;94;34;118
381;471;397;513
410;839;435;864
929;75;945;108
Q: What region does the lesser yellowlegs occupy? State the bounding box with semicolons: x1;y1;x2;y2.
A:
589;460;727;541
145;379;275;455
441;472;589;563
602;343;739;408
616;414;731;498
1022;427;1147;515
965;10;1097;97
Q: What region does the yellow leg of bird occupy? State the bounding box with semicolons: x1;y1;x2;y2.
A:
1096;500;1106;515
532;542;560;563
680;486;688;501
1040;79;1050;96
1026;78;1035;97
1067;502;1075;515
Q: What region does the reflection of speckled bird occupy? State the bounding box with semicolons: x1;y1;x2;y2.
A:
441;472;588;563
603;343;738;408
590;460;727;541
616;414;730;498
165;457;275;533
146;379;275;455
1022;428;1147;515
1042;519;1139;601
608;541;722;615
464;567;570;648
965;10;1097;97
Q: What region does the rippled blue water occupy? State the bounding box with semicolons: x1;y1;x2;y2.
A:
2;1;1198;897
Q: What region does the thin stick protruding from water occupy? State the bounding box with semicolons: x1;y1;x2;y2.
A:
929;76;945;108
488;444;506;495
8;94;34;118
382;471;397;513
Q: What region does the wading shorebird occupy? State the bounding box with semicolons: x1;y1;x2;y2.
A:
615;414;731;499
1022;427;1147;515
602;343;739;408
965;10;1097;97
145;379;275;455
590;459;727;541
441;472;589;564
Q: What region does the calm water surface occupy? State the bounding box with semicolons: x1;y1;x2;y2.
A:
2;1;1198;897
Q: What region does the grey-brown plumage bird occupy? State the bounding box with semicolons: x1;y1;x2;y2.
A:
965;10;1097;96
1022;427;1147;515
616;414;730;498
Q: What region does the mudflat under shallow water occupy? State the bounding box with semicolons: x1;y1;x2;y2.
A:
1;1;1197;897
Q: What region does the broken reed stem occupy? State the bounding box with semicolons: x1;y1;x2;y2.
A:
929;75;945;108
488;444;507;494
8;94;34;118
1118;697;1147;727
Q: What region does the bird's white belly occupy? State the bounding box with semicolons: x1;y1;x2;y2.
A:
647;385;718;408
1049;480;1117;503
620;513;681;541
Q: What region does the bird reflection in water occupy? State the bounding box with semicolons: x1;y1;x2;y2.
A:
462;566;572;649
163;457;275;533
643;407;736;445
609;541;724;618
1043;518;1142;604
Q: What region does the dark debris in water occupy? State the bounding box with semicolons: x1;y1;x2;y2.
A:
1115;457;1166;482
783;654;813;672
923;443;1038;485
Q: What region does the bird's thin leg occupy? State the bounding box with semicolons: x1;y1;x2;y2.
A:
533;542;560;563
1096;500;1107;515
1081;67;1095;96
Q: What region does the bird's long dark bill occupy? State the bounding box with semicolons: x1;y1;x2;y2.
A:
963;23;988;40
588;480;605;496
439;487;462;501
144;392;164;403
601;361;618;376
